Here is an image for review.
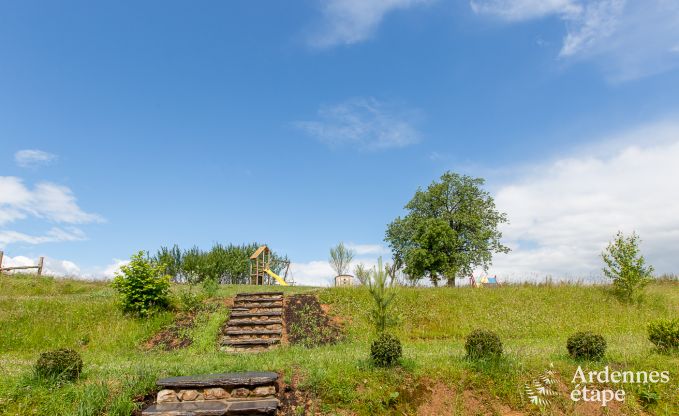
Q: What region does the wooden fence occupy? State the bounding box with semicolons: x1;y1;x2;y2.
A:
0;251;44;276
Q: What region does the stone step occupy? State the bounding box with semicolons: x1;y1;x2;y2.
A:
233;296;283;304
227;319;282;326
224;329;282;336
222;338;280;347
230;311;282;318
231;302;282;309
236;292;283;297
232;306;282;313
142;398;279;416
157;372;278;389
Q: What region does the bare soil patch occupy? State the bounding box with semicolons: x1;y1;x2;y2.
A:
284;294;342;347
143;312;196;350
131;390;156;416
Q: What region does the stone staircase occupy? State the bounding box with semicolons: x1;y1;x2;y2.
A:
142;371;279;415
220;292;284;353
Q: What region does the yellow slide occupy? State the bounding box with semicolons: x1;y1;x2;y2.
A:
264;269;289;286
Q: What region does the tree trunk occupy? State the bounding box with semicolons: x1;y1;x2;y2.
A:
446;276;456;287
430;273;439;287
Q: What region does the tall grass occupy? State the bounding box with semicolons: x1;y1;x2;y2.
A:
0;274;677;415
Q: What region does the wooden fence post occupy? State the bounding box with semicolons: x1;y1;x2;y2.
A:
37;257;44;276
0;251;3;275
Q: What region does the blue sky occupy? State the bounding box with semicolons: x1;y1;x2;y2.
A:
2;1;679;284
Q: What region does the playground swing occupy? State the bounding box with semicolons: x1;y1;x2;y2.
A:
249;245;291;286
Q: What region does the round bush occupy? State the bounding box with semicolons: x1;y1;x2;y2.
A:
567;332;607;360
370;333;402;367
36;348;83;381
648;318;679;352
465;329;503;359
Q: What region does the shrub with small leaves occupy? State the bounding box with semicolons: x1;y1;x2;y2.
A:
648;318;679;352
567;331;607;360
35;348;83;381
370;333;402;367
112;251;171;317
465;329;503;359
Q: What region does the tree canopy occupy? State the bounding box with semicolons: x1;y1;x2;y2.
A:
385;172;509;286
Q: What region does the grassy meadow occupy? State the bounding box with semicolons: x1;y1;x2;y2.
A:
0;274;677;415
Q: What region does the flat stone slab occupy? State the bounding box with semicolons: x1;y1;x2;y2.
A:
229;399;279;415
157;372;278;389
142;401;228;416
142;399;279;416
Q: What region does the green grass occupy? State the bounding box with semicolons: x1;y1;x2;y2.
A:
0;274;677;415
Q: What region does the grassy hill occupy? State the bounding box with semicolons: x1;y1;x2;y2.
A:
0;274;677;415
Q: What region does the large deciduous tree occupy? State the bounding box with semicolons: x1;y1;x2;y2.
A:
385;172;509;286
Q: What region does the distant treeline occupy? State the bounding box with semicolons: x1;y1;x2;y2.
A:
152;243;289;284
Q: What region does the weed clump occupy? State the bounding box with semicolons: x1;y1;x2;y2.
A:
648;318;679;353
35;348;83;381
567;331;606;360
370;333;402;367
465;329;503;359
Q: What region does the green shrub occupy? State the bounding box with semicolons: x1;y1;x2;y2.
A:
370;333;402;367
567;331;607;360
112;251;171;317
465;329;503;359
648;318;679;352
35;348;83;381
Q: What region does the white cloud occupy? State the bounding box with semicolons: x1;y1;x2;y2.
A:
470;0;582;21
309;0;431;48
101;258;129;279
0;227;86;246
491;119;679;281
14;149;57;168
472;0;679;81
0;254;129;280
346;243;390;256
0;176;102;248
294;98;422;151
1;254;81;277
290;257;392;286
0;177;103;227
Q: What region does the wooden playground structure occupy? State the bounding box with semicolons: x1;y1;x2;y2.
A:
249;245;292;286
0;251;44;276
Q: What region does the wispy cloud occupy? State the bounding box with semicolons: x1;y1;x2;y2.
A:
346;242;390;256
471;0;583;21
308;0;432;48
0;227;86;247
471;0;679;81
491;119;679;280
0;176;103;248
14;149;57;168
294;97;422;151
